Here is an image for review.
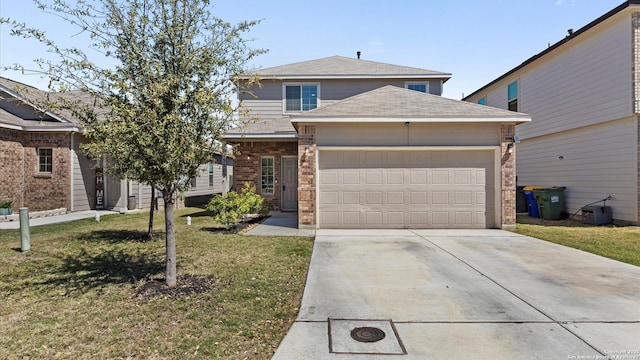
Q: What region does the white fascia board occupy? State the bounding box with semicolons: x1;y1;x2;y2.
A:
316;145;500;151
291;117;531;124
239;74;452;81
0;122;81;132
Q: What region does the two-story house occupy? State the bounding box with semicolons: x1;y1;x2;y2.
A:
464;0;640;224
225;55;530;230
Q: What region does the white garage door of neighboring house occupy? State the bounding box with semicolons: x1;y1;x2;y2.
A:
318;150;496;229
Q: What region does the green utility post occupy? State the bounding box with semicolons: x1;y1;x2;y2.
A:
19;207;30;252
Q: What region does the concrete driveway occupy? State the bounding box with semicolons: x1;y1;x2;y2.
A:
272;229;640;359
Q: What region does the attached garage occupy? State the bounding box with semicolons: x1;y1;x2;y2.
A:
318;149;497;228
293;86;530;230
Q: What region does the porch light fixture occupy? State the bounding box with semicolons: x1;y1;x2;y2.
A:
507;143;514;153
305;145;310;154
247;154;251;160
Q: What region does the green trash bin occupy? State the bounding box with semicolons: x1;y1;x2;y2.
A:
532;187;566;220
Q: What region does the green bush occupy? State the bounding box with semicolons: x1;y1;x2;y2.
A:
0;201;12;209
206;183;269;229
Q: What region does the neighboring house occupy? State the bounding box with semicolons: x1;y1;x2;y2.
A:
225;56;530;229
464;0;640;224
0;77;231;214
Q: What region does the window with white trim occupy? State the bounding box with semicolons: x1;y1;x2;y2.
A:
284;84;318;112
508;81;518;112
406;82;429;93
208;162;215;188
38;148;52;173
261;156;274;195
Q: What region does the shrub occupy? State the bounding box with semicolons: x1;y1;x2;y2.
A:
0;201;12;209
206;183;269;229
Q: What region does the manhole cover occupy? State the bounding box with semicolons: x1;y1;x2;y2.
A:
350;326;386;343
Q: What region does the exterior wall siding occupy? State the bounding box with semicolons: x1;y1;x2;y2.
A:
466;9;639;223
316;123;500;146
517;117;638;222
240;78;444;121
0;128;25;211
72;134;96;211
232;141;297;211
468;12;633;139
23;132;71;211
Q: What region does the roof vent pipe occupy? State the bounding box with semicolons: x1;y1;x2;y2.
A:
567;28;574;37
357;51;361;59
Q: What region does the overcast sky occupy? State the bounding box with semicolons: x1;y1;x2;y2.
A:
0;0;625;99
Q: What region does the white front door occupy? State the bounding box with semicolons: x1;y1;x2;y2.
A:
281;156;298;211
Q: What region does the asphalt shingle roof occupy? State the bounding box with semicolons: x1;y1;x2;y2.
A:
227;116;295;135
293;85;530;121
244;56;451;80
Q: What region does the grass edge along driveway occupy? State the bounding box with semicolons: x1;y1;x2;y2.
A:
514;216;640;267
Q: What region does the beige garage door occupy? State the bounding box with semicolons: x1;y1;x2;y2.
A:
318;150;495;229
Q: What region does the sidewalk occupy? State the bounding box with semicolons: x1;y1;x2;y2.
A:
0;210;120;230
245;211;315;237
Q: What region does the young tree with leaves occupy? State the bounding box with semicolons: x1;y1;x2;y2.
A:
2;0;263;286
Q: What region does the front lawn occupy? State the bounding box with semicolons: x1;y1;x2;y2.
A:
0;208;313;359
514;215;640;267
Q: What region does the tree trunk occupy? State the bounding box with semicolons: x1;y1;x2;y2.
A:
147;186;155;239
164;192;177;287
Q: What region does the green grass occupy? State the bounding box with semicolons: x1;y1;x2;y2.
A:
0;208;313;359
513;215;640;267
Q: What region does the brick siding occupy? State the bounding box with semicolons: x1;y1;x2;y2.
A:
232;140;297;211
0;128;71;212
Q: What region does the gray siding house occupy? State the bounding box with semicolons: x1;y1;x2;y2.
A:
0;77;231;215
464;0;640;224
225;56;530;229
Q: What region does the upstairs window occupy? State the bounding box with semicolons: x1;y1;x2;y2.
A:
406;82;429;93
477;97;486;106
38;148;52;173
190;177;197;189
261;156;274;195
285;84;318;112
508;81;518;112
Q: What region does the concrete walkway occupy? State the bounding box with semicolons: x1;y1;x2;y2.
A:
0;210;120;230
246;211;315;237
273;229;640;359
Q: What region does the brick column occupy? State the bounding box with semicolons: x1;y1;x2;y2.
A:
501;124;516;229
298;125;316;229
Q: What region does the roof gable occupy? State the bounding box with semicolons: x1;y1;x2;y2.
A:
292;85;530;122
244;56;451;80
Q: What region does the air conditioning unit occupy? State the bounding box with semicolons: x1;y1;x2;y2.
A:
581;206;612;225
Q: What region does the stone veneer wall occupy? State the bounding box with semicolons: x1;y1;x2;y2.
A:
232;140;297;211
0;128;71;212
297;125;316;228
501;124;516;228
